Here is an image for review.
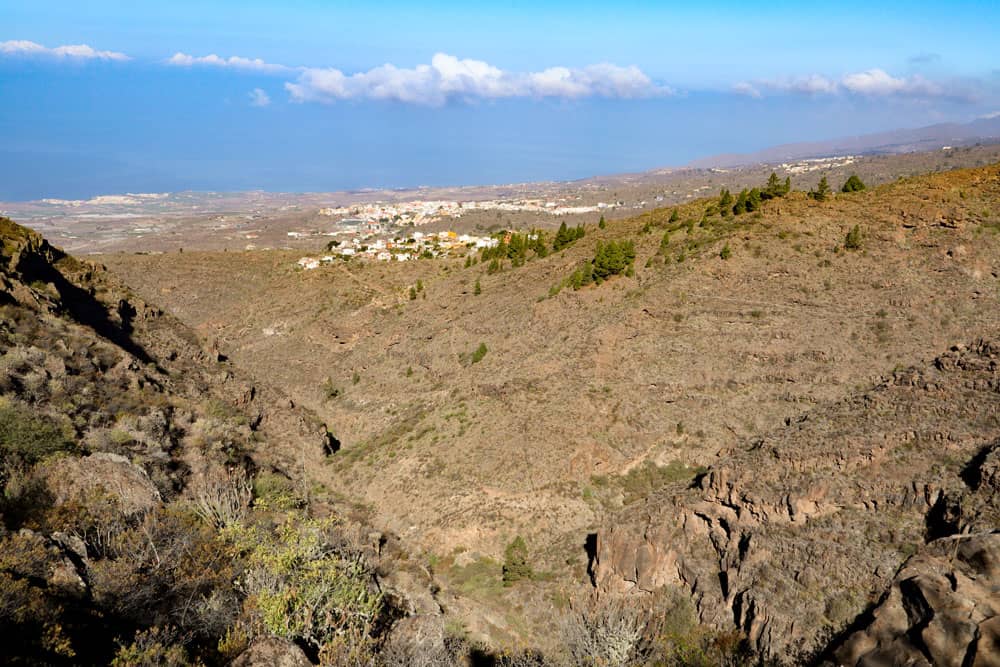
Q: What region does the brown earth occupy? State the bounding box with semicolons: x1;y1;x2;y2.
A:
96;162;1000;652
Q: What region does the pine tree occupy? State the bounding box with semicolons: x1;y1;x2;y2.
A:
598;215;606;229
783;176;791;195
473;278;481;295
844;224;863;250
841;174;866;192
763;172;782;199
746;187;762;212
719;188;734;214
669;208;680;224
553;221;572;251
409;286;417;300
810;176;831;201
733;189;749;216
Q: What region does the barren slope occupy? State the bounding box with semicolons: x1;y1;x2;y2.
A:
104;164;999;553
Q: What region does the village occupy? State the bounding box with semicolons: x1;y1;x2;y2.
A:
317;196;616;227
292;195;621;269
296;229;499;269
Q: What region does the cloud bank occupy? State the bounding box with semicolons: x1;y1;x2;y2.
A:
0;40;129;61
285;53;670;105
167;52;290;73
735;69;960;100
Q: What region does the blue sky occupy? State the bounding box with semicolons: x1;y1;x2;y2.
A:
1;1;998;200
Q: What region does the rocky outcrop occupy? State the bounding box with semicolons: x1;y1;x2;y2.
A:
828;533;999;667
42;452;162;517
594;341;1000;663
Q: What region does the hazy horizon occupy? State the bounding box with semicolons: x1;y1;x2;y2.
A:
2;1;998;200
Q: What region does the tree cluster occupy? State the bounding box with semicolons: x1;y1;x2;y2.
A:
552;222;586;251
480;229;548;271
714;172;789;219
566;239;636;290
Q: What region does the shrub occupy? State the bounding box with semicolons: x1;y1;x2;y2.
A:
191;467;252;528
719;244;732;260
111;627;191;667
470;343;488;364
473;278;481;296
502;536;532;586
0;399;73;489
322;378;341;400
844;225;863;250
559;596;652;667
226;517;384;656
841;174;866;192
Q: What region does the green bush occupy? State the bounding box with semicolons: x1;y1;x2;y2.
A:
470;343;488;364
225;517;384;654
841;174;866;192
0;400;73;487
719;244;732;260
502;536;532;586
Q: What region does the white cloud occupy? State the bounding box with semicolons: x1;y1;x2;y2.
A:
285;53;670;105
0;39;129;61
167;52;289;73
840;69;942;97
979;111;1000;120
741;68;958;100
732;81;762;98
249;88;271;107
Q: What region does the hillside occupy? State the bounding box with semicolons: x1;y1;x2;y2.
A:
689;115;1000;168
0;217;458;664
100;163;1000;654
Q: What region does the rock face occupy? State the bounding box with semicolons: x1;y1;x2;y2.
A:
829;534;1000;667
594;341;1000;664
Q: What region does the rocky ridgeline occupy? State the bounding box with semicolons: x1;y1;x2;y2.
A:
0;217;445;663
594;340;1000;665
0;217;336;475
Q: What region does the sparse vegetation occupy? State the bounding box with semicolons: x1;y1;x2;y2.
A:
459;342;489;366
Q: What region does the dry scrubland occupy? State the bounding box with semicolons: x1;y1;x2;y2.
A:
1;158;996;665
101;163;1000;658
